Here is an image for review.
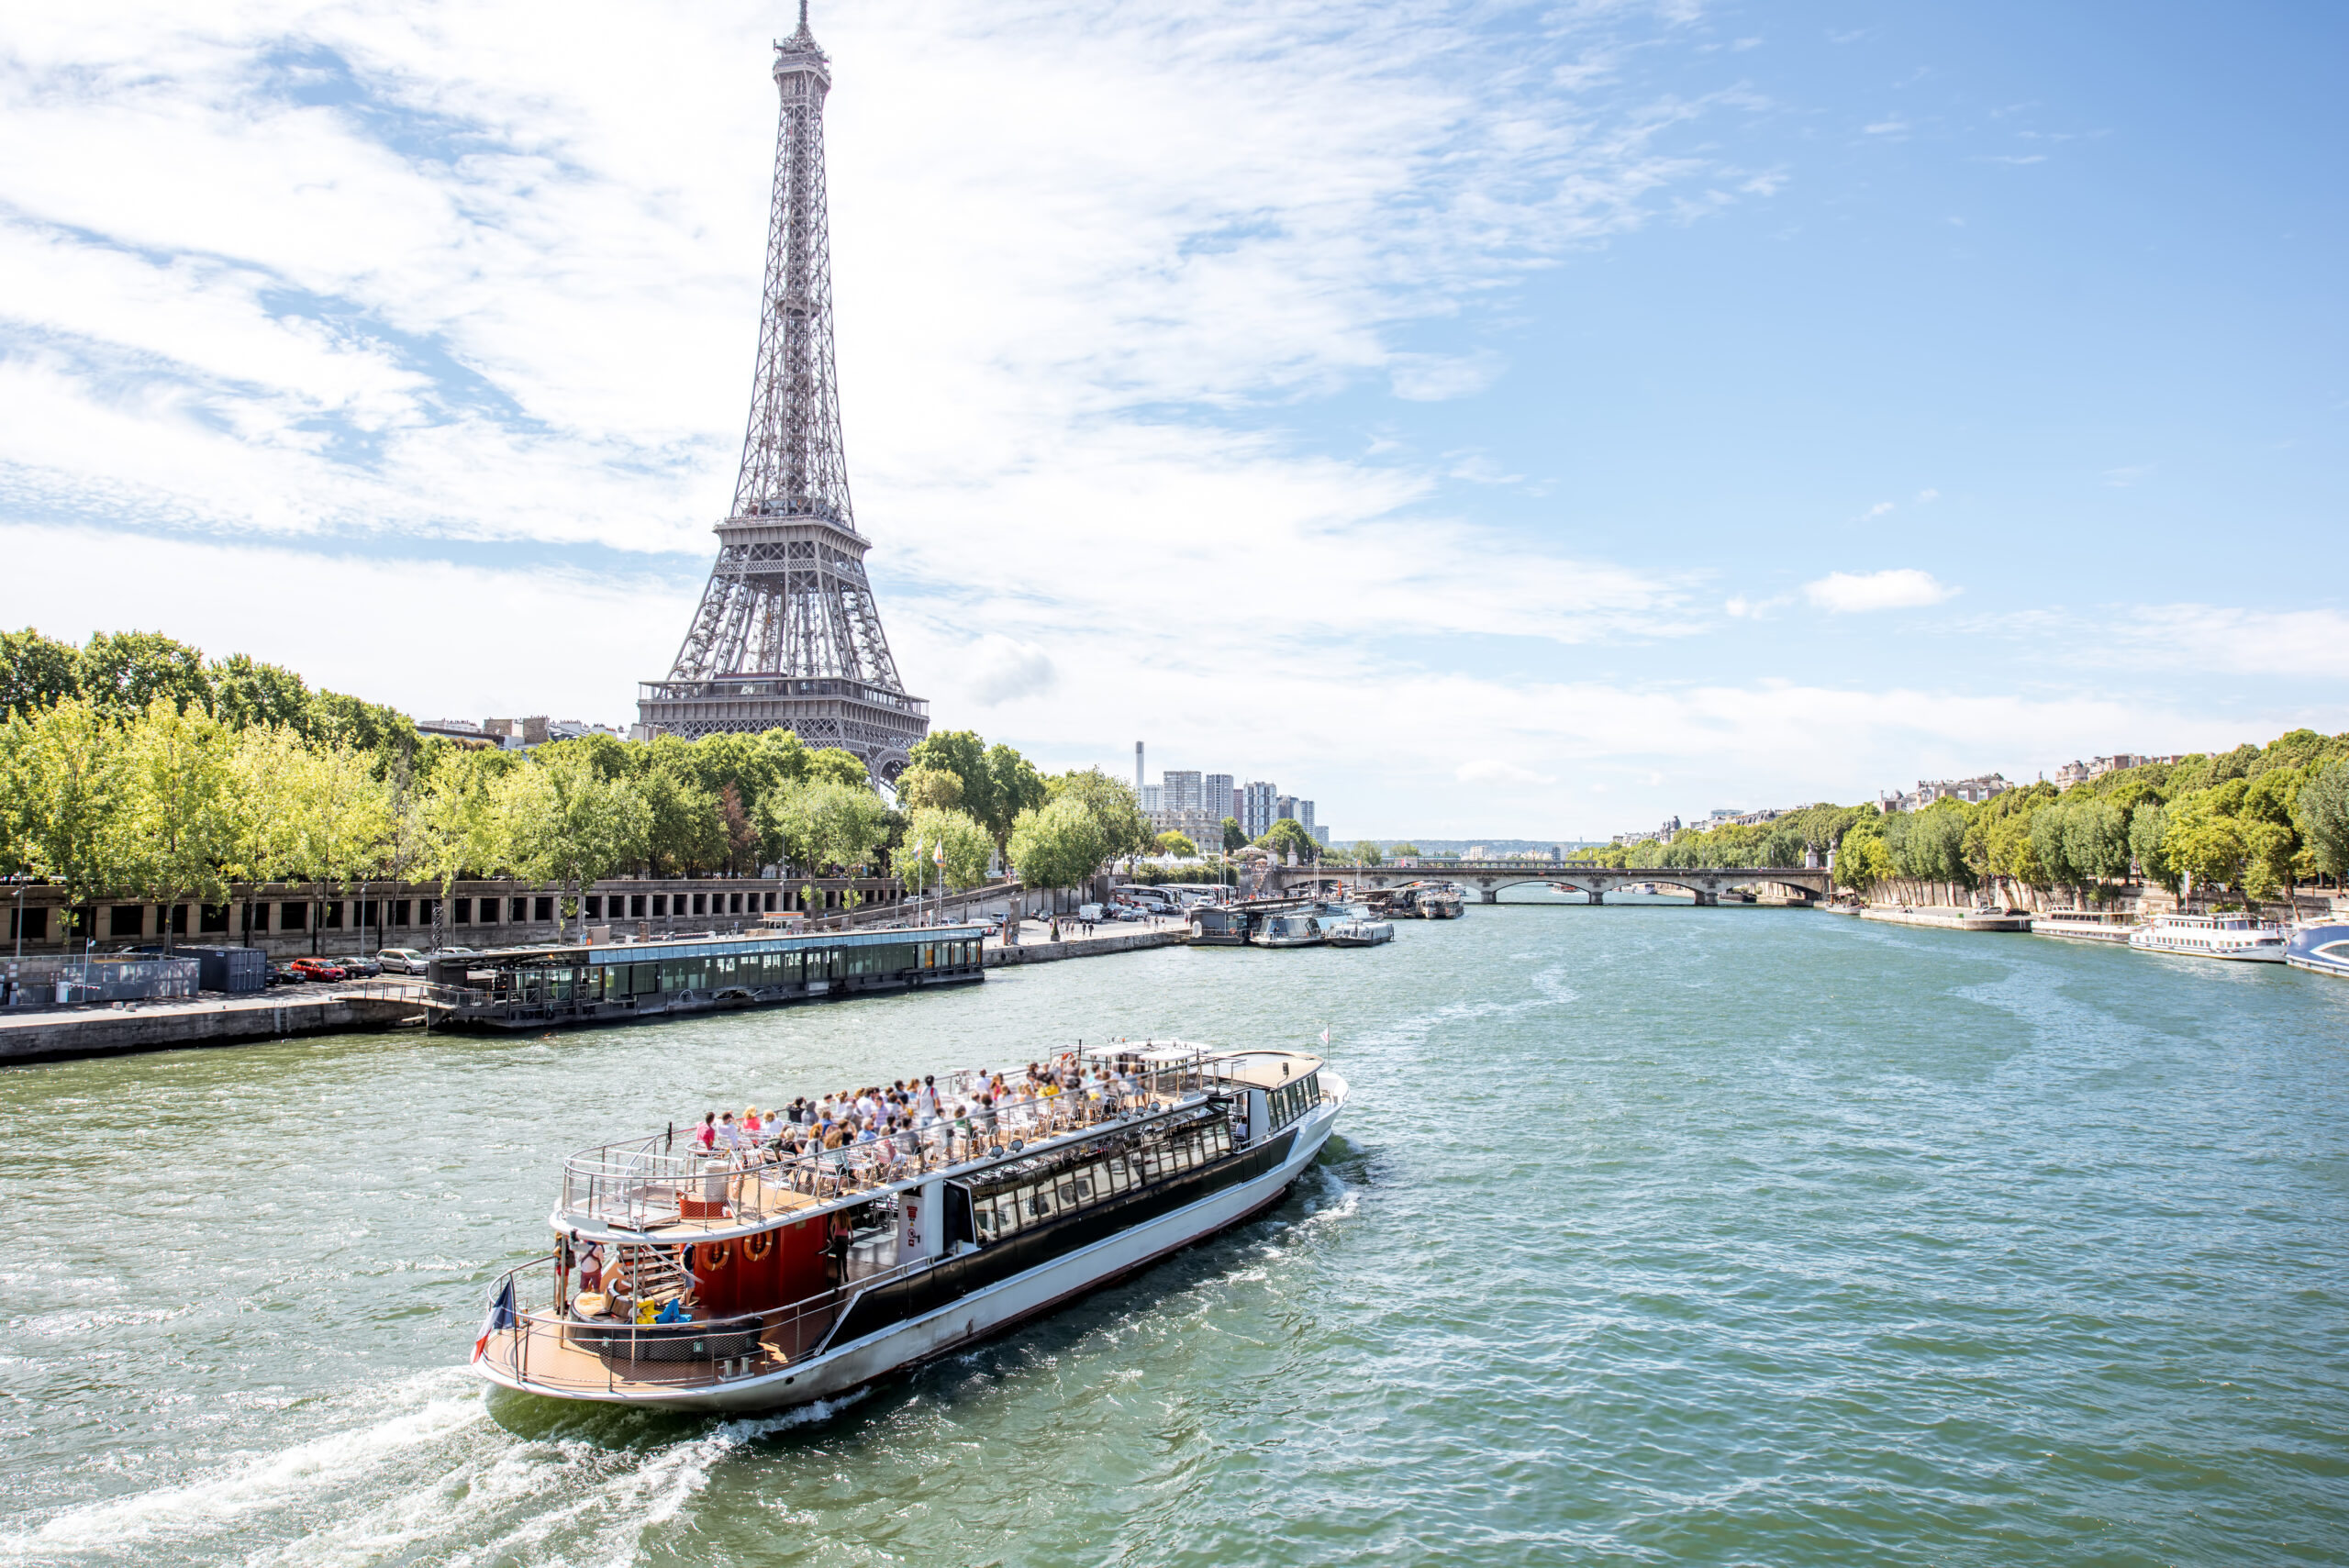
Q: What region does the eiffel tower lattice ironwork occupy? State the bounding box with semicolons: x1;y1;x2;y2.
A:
638;4;928;780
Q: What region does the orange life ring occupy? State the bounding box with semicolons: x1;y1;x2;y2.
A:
742;1229;774;1262
700;1239;732;1272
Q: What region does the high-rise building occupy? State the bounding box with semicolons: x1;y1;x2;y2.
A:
1162;770;1202;812
1241;781;1277;838
1202;773;1234;825
1140;784;1164;812
636;8;927;780
1134;740;1144;793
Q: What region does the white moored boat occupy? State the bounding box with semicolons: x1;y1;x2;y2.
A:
2031;908;2142;944
1323;917;1393;948
2127;912;2287;963
472;1043;1346;1412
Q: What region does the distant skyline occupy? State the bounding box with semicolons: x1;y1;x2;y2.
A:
2;0;2341;837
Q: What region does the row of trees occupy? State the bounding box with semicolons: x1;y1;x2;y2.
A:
0;631;1195;946
0;693;906;946
1603;728;2349;906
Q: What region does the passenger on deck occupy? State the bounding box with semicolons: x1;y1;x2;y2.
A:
694;1112;718;1152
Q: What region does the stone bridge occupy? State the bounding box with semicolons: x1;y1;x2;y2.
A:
1265;862;1835;907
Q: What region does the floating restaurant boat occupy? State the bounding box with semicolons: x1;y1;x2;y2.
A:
2126;911;2288;962
419;925;987;1029
2285;921;2349;979
471;1043;1346;1412
1323;917;1394;948
2030;907;2142;944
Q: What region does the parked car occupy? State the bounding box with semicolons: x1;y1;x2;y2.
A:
285;957;347;984
375;948;429;974
264;962;295;987
338;954;382;977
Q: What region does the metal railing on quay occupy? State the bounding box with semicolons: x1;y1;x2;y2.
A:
332;977;488;1010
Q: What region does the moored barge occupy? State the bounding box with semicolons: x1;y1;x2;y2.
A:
471;1042;1346;1412
424;924;987;1029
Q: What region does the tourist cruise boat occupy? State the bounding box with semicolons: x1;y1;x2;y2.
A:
2030;908;2142;944
2285;921;2349;980
2126;911;2287;962
471;1042;1345;1412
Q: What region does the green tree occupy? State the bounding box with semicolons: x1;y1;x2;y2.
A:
807;748;873;789
2295;760;2349;882
1353;840;1384;866
763;781;893;879
1008;795;1110;893
896;764;964;814
5;697;126;919
1255;817;1318;863
1;628;83;718
2162;784;2250;897
1390;842;1423;859
506;751;651;938
1833;817;1895;894
1047;768;1153;865
1156;830;1198;859
907;730;994;826
642;768;725;877
983;743;1046;863
2063;798;2132;888
206;653;311;733
904;807;995;891
2130;803;2177;895
115;698;237;951
223;726;307;901
1220;816;1246;853
79;630;213;717
280;739;396;954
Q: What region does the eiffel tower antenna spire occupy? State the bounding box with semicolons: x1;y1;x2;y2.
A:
639;14;929;781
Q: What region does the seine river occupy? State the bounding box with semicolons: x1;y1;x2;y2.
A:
3;901;2345;1565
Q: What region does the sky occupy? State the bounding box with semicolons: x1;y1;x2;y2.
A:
1;0;2343;840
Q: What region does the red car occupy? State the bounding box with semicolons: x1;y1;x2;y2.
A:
284;958;348;984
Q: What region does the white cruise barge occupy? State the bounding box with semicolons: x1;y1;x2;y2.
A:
472;1043;1345;1413
2127;912;2287;962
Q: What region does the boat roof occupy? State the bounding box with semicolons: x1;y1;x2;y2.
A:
444;922;990;969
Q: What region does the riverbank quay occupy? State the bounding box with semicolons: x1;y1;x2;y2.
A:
0;986;429;1064
982;917;1187;967
1857;905;2033;933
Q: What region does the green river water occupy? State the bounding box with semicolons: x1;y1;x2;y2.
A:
1;899;2344;1566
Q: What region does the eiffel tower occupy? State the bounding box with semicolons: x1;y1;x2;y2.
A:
638;4;928;780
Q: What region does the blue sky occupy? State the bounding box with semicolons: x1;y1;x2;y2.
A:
0;0;2341;840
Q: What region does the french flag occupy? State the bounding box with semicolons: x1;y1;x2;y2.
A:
472;1277;517;1362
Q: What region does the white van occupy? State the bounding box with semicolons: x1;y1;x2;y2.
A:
1076;904;1105;922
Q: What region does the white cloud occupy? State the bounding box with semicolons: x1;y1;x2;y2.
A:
1456;759;1551;786
1391;352;1507;402
1803;569;1958;613
963;636;1058;707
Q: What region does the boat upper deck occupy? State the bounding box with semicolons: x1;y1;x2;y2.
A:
551;1042;1316;1243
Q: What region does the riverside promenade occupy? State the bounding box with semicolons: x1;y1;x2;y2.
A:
0;986;432;1065
983;914;1188;967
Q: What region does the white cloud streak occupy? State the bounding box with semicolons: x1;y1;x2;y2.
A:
1803;568;1958;613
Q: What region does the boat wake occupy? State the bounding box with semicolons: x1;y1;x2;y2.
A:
0;1365;866;1568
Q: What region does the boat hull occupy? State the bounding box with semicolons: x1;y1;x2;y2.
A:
476;1082;1346;1413
2285;923;2349;979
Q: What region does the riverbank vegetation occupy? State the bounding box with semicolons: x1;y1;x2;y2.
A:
1597;728;2349;906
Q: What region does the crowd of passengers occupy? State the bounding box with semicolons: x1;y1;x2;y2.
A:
681;1058;1154;1192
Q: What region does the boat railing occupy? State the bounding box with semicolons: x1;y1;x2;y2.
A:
556;1093;1193;1230
480;1248;940;1395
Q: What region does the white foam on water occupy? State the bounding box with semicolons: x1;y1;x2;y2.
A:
2;1368;486;1559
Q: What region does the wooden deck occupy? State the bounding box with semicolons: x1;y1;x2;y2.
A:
481;1307;836;1396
